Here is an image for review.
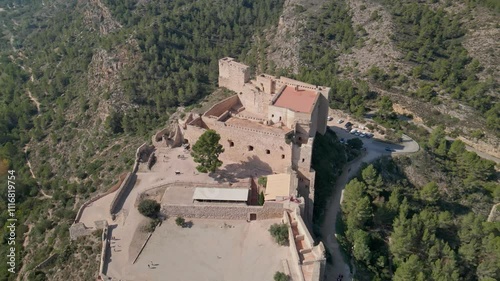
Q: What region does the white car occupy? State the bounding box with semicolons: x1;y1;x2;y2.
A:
338;119;344;124
359;133;366;138
350;129;357;134
328;116;333;121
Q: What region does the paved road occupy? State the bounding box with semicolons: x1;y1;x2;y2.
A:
320;123;419;281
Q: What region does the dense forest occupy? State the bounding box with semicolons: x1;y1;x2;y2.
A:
338;129;499;280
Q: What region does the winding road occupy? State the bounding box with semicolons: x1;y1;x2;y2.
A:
320;123;419;281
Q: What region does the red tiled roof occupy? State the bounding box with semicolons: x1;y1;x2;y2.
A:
273;86;317;113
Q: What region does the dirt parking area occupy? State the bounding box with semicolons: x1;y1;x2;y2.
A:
119;218;293;281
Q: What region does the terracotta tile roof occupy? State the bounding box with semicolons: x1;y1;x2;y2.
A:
273;86;317;113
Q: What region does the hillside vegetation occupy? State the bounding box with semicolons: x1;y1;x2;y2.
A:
338;130;499;280
0;0;284;279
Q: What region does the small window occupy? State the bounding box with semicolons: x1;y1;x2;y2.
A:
229;141;234;147
302;158;305;163
279;116;282;121
281;154;285;159
266;149;270;154
248;145;254;151
298;137;302;141
272;114;274;118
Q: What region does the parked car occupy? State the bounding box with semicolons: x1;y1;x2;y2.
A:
359;133;366;138
385;147;394;152
337;119;344;124
328;116;333;121
344;122;353;128
350;129;357;134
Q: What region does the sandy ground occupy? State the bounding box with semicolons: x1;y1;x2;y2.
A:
118;218;291;281
79;146;279;280
79;192;115;228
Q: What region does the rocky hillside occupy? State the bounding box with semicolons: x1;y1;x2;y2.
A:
265;0;499;158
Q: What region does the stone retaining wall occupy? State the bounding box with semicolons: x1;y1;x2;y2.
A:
163;203;283;221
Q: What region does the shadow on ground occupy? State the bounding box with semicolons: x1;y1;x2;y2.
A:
211;156;272;183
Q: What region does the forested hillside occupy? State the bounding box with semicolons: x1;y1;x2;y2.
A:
338;132;499;280
0;0;284;279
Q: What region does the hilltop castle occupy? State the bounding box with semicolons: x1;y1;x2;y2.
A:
180;57;330;224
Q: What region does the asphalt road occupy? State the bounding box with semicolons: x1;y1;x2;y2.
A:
320;122;419;281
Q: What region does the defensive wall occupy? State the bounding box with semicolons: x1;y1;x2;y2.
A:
204;95;241;117
285;208;326;281
109;172;135;215
183;114;295;174
283;211;306;281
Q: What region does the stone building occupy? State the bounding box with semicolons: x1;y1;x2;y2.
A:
180;57;330;225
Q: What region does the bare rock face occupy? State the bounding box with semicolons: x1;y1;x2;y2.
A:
462;6;500;84
87;39;140;121
337;0;408;76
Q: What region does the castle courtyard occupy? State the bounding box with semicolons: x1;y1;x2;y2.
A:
116;218;298;281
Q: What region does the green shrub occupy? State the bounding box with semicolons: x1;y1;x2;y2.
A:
176;216;186;227
258;176;267;187
258;191;265;206
274;271;289;281
269;223;289;246
138;199;160;218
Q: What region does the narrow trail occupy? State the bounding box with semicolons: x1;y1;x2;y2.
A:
487;202;500;222
27;89;41;113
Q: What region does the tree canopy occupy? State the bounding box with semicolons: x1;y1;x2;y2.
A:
191;129;224;173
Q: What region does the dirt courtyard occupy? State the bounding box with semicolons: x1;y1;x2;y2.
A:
119;218;292;281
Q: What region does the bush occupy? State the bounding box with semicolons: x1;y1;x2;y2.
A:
274;271;289;281
269;223;289;246
258;191;265;206
138;199;160;218
258;176;267;187
143;218;160;232
175;216;186;227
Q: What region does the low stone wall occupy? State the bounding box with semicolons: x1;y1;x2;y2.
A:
74;192;111;224
33;253;58;271
163;203;283;221
109;172;134;215
98;224;110;280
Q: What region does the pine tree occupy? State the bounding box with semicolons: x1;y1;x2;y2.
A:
191;129;224;173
